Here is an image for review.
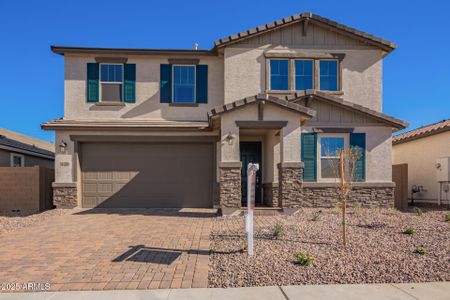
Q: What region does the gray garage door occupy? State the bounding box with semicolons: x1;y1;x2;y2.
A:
81;142;213;208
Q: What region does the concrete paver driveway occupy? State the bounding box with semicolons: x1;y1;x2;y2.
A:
0;208;215;292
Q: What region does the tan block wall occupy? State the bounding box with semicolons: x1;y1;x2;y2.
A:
0;166;54;213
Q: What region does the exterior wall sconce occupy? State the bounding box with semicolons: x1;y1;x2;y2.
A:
59;141;67;153
224;133;234;145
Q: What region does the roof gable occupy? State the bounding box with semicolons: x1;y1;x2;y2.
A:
214;12;396;53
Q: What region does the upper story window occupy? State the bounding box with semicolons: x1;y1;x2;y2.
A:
10;153;24;167
100;64;123;102
294;60;313;90
319;60;338;91
270;59;289;91
173;65;195;103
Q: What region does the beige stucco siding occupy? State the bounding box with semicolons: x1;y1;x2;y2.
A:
224;46;383;111
392;131;450;201
64;54;224;121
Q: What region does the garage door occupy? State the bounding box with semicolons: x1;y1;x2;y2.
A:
81;142;213;208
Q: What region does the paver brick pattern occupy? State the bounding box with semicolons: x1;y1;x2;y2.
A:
0;208;214;292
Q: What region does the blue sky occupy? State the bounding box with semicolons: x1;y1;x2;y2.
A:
0;0;448;142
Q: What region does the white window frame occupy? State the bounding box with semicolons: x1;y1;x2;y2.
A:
172;64;196;103
10;153;25;167
318;59;339;91
294;59;314;91
269;59;290;91
317;133;348;182
99;63;124;102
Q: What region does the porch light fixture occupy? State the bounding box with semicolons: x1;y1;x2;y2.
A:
225;132;234;145
59;141;67;153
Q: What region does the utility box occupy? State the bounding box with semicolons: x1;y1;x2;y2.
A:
436;157;450;182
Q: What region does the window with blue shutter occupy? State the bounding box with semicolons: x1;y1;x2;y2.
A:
173;65;195;103
160;64;172;103
301;133;317;182
196;64;208;103
123;64;136;103
350;133;366;182
87;63;99;102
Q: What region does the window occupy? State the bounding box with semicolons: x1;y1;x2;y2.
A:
295;60;313;90
173;65;195;103
318;134;348;180
10;153;24;167
100;64;123;102
270;59;289;90
319;60;338;91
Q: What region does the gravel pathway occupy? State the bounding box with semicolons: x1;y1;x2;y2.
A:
209;208;450;287
0;209;68;235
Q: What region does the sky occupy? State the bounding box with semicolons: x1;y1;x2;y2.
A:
0;0;449;143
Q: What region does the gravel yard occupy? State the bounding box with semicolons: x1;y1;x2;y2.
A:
209;208;450;287
0;209;68;235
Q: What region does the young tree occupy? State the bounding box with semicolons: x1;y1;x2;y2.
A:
326;147;361;247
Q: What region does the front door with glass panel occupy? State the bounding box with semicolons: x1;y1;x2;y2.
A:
240;142;262;206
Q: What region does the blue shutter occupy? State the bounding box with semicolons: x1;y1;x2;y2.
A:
87;63;99;102
301;133;317;182
350;133;366;182
160;64;172;103
196;65;208;103
123;64;136;103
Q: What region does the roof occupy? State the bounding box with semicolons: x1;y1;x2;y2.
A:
51;46;215;56
287;90;409;130
0;129;54;159
52;12;396;56
214;12;396;53
208;94;316;119
41;119;210;131
393;119;450;145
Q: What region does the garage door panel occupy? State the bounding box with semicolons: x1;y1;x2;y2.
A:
81;142;213;208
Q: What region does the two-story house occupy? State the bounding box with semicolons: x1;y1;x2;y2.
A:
42;12;408;215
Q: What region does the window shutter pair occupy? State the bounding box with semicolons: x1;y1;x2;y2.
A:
86;63;136;103
160;64;208;103
301;132;366;182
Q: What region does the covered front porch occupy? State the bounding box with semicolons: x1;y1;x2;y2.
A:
208;94;315;215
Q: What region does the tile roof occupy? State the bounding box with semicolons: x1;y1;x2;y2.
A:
393;119;450;145
0;135;54;158
214;12;396;52
208;94;316;119
287;90;409;130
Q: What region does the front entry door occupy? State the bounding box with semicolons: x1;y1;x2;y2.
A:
240;142;262;205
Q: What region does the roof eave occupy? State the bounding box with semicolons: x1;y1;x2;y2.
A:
51;46;217;57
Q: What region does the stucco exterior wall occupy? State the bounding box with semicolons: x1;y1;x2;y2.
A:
392;131;450;201
224;46;383;111
0;149;54;169
64;54;224;121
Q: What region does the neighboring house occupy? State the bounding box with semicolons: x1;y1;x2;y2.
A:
392;119;450;205
0;128;54;169
42;12;407;214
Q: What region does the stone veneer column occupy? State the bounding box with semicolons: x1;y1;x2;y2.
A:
52;183;78;208
278;162;304;213
263;183;280;207
219;161;242;215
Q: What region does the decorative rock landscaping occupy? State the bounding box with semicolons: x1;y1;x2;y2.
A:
209;208;450;287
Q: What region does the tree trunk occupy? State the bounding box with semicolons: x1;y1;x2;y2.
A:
340;151;346;247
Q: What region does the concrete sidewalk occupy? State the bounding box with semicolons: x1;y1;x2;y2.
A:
0;282;448;300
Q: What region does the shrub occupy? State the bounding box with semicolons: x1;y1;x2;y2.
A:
294;252;314;266
414;247;427;255
311;210;322;221
445;213;450;222
273;222;283;239
403;227;415;235
414;207;423;217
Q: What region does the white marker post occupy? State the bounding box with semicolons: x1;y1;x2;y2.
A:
246;163;259;256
